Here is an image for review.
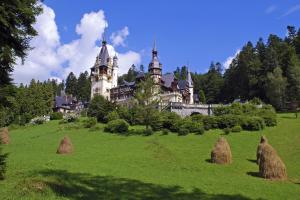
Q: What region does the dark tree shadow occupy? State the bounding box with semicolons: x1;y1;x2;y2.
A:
247;159;257;164
205;158;212;163
35;169;260;200
246;172;261;178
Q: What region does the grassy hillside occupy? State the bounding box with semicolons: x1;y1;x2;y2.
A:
0;113;299;199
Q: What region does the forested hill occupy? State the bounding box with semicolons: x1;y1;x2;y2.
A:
187;26;300;109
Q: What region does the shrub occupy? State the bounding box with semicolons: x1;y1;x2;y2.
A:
249;97;262;105
217;114;242;129
60;113;79;123
257;109;277;127
241;116;265;131
50;112;63;120
190;114;204;123
187;122;204;134
231;125;242;133
107;111;120;122
194;126;205;135
161;128;169;135
117;106;131;122
83;117;97;128
161;112;181;130
223;127;231;135
30;116;47;125
149;111;164;131
104;119;129;134
202;116;218;130
143;127;153;136
213;106;230;116
178;128;189;136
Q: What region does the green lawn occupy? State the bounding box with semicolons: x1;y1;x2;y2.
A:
0;113;300;200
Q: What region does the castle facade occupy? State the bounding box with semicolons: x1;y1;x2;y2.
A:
90;39;197;106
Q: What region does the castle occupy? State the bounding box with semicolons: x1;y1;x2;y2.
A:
90;38;198;106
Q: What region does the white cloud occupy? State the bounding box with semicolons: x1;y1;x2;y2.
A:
118;51;141;74
265;5;277;14
281;4;300;17
223;49;241;69
110;26;129;47
13;3;61;84
13;3;141;85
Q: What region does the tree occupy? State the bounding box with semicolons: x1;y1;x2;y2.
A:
65;72;78;96
199;90;206;104
286;50;300;101
134;75;160;130
265;67;287;110
203;62;224;103
0;0;42;85
77;71;91;101
0;145;8;180
118;65;138;84
87;95;114;123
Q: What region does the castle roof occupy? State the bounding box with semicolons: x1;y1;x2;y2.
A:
99;40;109;66
161;73;176;88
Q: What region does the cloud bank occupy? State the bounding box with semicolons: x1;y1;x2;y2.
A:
13;3;141;85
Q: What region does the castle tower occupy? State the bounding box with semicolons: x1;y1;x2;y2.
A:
186;68;194;104
112;54;118;88
148;40;162;84
90;36;117;100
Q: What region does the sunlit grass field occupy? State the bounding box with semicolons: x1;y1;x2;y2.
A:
0;113;299;199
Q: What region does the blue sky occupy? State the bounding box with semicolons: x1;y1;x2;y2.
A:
13;0;300;84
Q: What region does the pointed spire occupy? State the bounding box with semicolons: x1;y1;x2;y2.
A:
102;25;107;45
187;67;193;87
153;38;157;52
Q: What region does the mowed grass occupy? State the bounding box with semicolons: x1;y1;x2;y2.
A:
0;113;300;200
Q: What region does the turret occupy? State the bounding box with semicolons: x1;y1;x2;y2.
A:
186;68;194;104
112;54;118;88
148;40;162;84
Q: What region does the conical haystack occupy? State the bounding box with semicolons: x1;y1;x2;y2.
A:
0;127;10;144
56;136;73;154
259;143;287;180
211;137;232;164
256;135;268;164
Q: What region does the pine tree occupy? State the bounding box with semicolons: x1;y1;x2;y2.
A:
203;62;224;103
0;0;42;86
77;71;91;101
286;50;300;101
65;72;78;96
265;67;287;110
199;90;206;104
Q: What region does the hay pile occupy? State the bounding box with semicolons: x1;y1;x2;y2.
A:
211;137;232;164
56;136;73;154
259;143;287;180
256;135;268;164
0;127;10;144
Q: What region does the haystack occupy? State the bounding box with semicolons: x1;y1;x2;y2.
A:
56;136;73;154
259;143;287;180
256;135;268;164
211;137;232;164
0;127;10;144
